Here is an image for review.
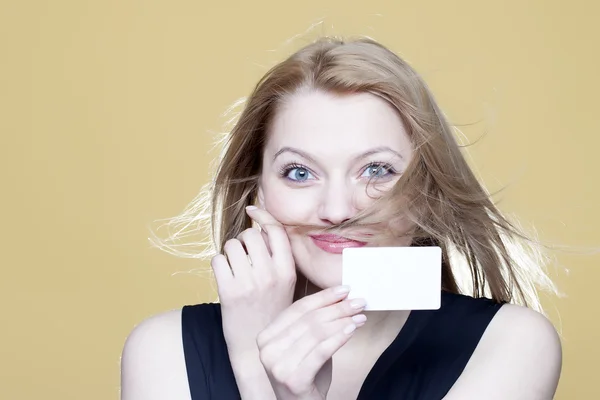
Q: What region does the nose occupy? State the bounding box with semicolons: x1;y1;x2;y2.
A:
317;180;357;225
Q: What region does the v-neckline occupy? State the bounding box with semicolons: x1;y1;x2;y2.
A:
356;302;438;399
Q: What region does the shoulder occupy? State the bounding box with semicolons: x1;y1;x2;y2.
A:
120;303;224;400
120;309;191;400
483;304;562;375
445;302;562;400
482;303;562;366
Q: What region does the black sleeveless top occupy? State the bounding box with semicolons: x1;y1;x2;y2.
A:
181;291;504;400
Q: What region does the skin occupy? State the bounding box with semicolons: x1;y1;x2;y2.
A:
258;89;414;290
120;89;562;400
206;89;415;399
247;89;416;398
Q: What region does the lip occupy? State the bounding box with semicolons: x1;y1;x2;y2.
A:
310;234;367;254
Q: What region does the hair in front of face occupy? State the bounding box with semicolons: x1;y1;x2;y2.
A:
150;36;559;313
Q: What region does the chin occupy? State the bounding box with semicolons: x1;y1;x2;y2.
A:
291;243;344;290
309;258;343;289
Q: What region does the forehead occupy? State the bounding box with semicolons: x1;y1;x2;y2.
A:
265;90;411;158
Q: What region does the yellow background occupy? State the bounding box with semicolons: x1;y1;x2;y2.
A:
1;1;598;399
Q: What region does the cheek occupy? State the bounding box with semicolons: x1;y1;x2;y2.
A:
354;180;399;210
262;186;316;225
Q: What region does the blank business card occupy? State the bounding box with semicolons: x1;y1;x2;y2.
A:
342;246;442;311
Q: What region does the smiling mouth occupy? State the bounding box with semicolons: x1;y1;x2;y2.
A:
309;234;367;254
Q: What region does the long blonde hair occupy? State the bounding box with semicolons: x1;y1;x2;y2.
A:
149;36;558;312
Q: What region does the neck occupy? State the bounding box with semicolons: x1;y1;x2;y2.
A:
355;309;410;341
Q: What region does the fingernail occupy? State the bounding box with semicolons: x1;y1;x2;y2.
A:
343;324;357;335
350;299;367;309
246;206;257;211
352;314;367;325
334;285;351;295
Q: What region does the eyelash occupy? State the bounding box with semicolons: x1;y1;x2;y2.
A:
278;162;398;182
278;163;309;180
362;162;398;178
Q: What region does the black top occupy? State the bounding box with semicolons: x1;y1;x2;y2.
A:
181;291;504;400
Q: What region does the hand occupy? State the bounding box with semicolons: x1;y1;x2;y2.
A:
212;206;296;354
257;286;367;400
211;206;296;399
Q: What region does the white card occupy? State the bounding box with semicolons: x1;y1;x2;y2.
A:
342;246;442;311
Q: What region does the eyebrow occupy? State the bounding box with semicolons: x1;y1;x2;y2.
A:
272;146;404;164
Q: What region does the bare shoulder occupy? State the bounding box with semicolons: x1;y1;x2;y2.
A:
445;303;562;400
120;309;191;400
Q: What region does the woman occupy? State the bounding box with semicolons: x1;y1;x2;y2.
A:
121;37;562;399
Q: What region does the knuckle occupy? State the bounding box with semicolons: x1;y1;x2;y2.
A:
306;323;327;341
239;278;258;294
283;377;306;395
312;307;328;322
258;340;282;365
264;222;284;234
223;238;240;252
260;276;277;290
269;363;288;383
237;228;254;241
295;297;314;314
244;227;261;238
256;331;268;349
339;299;354;315
259;346;275;367
291;304;309;319
314;343;331;362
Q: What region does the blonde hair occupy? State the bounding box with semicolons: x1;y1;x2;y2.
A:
149;36;559;313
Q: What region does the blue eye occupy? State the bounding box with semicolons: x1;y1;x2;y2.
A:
283;165;314;182
362;163;395;178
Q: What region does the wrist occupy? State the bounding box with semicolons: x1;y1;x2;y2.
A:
229;351;276;400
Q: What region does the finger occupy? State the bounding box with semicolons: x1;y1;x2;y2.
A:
245;206;294;275
260;229;272;256
223;238;251;279
237;228;271;274
262;298;367;353
307;297;367;325
210;254;233;284
257;286;352;347
294;321;360;380
264;316;364;390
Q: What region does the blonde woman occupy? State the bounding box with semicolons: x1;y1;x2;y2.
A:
121;37;562;400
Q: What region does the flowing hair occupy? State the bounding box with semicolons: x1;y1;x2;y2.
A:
149;36;559;313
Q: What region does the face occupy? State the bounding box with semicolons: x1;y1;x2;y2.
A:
258;89;414;289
